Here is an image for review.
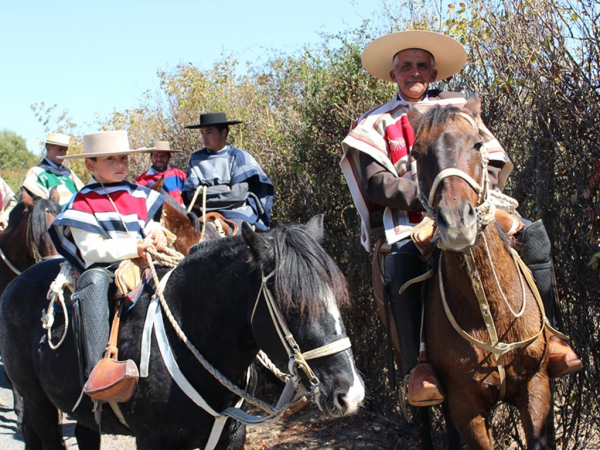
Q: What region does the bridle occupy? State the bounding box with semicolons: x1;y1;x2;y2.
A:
418;111;496;231
415;111;551;400
250;271;352;412
142;249;352;425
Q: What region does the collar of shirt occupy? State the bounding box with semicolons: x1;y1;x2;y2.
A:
396;93;430;102
44;157;64;169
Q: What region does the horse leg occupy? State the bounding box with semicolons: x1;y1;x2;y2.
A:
416;407;434;450
21;398;66;450
74;422;101;450
13;388;24;432
442;400;462;450
517;372;551;450
446;392;493;450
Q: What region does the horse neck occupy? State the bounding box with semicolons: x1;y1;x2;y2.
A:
439;225;534;336
0;215;36;274
167;237;260;375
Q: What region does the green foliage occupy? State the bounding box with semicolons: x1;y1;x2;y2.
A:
0;130;39;192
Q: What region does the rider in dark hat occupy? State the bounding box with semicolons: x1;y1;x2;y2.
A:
182;113;273;232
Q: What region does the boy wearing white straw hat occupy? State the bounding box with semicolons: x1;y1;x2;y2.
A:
49;130;173;383
340;30;580;406
135;141;187;206
21;132;84;205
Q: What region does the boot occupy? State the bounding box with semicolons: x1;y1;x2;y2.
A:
385;240;444;406
519;221;582;378
72;268;111;379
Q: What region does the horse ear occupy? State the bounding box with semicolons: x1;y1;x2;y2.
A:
20;187;35;207
305;214;324;243
242;222;274;263
463;94;482;119
407;106;422;129
49;186;61;204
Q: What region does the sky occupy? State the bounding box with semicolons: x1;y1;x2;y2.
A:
0;0;378;155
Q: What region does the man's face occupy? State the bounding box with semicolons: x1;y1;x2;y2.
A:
46;144;68;165
200;126;227;152
150;151;172;172
389;49;438;102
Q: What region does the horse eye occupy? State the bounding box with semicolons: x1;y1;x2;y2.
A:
473;142;484;152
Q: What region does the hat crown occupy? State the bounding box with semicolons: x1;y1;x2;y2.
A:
83;131;131;156
185;112;242;129
45;132;70;147
152;141;171;151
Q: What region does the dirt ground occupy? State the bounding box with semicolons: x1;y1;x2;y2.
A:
244;405;415;450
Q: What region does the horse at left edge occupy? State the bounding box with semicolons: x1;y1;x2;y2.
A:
0;214;365;450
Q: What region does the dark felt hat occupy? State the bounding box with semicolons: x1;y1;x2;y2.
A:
185;112;243;129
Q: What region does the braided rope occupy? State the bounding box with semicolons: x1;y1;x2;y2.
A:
145;249;280;415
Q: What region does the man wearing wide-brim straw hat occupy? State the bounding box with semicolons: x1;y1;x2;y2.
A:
49;130;173;387
21;132;84;206
136;141;187;206
182;112;273;232
340;30;580;407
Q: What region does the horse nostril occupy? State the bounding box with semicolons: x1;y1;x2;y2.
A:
436;207;449;229
462;201;477;226
335;392;348;411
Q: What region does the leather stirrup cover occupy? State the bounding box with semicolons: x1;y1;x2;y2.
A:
84;358;139;403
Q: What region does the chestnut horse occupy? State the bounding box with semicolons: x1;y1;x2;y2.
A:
404;97;551;449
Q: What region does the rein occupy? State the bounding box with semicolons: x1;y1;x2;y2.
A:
417;111;551;399
249;271;352;411
0;244;22;275
145;246;350;420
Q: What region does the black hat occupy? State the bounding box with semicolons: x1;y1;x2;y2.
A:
184;112;243;129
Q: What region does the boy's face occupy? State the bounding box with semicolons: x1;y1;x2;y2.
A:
85;155;129;183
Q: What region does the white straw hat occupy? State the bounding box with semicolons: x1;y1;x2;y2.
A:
37;132;71;147
151;141;182;153
59;130;155;160
362;30;468;82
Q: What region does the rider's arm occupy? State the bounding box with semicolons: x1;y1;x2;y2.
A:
359;152;424;211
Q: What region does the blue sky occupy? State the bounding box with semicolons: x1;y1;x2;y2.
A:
1;0;377;154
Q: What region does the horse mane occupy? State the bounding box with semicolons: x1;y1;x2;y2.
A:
268;223;349;317
409;104;464;137
27;198;61;256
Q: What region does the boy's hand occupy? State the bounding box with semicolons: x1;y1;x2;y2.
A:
148;229;167;251
137;240;155;259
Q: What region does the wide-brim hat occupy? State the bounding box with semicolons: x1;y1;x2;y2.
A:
185;112;243;129
59;130;155;160
36;132;71;148
150;141;182;153
362;30;468;82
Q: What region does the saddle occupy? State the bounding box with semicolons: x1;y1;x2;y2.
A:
203;212;239;237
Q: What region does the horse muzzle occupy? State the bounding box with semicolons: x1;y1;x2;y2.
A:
435;200;478;251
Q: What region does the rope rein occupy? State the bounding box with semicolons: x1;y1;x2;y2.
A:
145;247;286;415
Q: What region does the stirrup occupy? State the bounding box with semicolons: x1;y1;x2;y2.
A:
548;336;582;378
407;363;445;406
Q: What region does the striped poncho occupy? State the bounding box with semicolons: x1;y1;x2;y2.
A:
49;180;164;270
341;93;513;251
136;166;187;206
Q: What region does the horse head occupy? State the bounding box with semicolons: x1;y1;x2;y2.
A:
0;189;61;277
409;96;488;251
243;215;365;417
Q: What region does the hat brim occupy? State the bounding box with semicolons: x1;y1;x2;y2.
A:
58;147;155;160
362;30;467;82
150;149;182;153
184;120;243;129
36;139;71;147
